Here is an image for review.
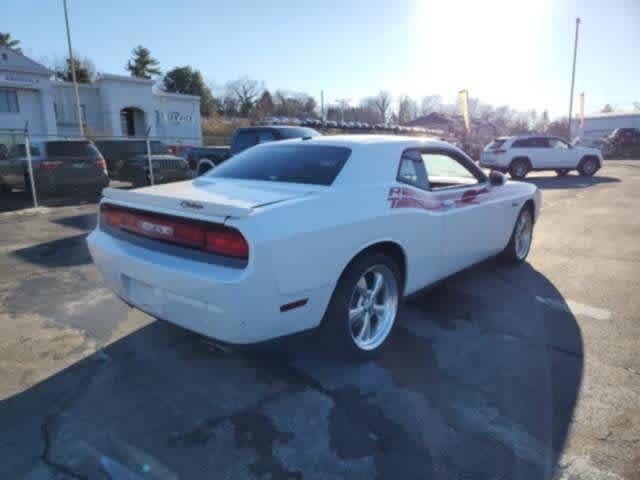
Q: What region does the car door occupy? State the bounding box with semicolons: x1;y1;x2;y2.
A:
545;137;574;167
395;148;510;281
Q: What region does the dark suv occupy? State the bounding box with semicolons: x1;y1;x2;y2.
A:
0;140;109;195
604;128;640;158
94;139;190;187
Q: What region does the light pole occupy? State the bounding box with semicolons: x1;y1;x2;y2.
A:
567;17;580;141
63;0;85;137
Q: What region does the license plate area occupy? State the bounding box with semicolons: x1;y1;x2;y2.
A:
122;275;163;315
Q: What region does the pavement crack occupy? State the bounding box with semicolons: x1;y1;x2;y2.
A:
39;352;110;479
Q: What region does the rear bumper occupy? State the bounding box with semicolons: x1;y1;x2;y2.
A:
87;229;330;344
479;155;509;170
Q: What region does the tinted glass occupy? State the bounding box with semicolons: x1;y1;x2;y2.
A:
46;141;100;157
488;139;507;149
232;131;258;153
512;139;530;148
207;144;350;185
150;141;169;154
277;127;320;139
9;144;40;157
95;141;168;158
257;131;276;143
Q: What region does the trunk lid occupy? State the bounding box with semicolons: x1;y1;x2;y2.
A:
102;178;316;219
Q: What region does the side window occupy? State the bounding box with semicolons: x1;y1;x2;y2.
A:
528;137;548;148
548;138;569;149
397;151;429;189
257;131;276;144
512;139;530;148
421;152;478;187
397;150;482;190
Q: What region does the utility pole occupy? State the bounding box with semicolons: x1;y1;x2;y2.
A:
320;90;325;121
567;17;580;141
63;0;84;137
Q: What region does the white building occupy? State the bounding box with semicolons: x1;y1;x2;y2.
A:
0;47;201;145
571;111;640;142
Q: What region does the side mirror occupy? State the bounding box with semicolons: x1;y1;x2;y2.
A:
489;170;506;186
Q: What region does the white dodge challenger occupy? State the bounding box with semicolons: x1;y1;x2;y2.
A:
88;135;541;357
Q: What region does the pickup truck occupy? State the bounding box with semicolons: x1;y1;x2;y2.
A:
195;125;320;175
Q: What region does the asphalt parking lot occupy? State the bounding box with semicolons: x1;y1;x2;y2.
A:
1;162;639;480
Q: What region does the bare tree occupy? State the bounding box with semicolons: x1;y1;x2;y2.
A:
226;76;263;116
420;95;442;115
601;104;615;113
547;117;569;137
373;91;392;123
634;102;640;111
397;95;418;124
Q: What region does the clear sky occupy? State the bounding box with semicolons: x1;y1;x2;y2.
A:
6;0;639;117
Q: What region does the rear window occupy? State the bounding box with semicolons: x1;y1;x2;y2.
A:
9;144;41;157
95;141;168;158
277;127;320;139
46;141;100;157
207;144;350;186
487;139;507;149
231;131;258;154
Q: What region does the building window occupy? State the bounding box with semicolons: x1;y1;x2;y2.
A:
80;104;87;124
53;102;60;121
155;110;161;126
0;89;19;113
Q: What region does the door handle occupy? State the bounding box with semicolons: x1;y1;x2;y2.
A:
441;199;455;209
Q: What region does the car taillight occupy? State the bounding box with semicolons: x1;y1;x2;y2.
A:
205;229;249;258
94;158;107;171
101;204;248;260
41;160;63;170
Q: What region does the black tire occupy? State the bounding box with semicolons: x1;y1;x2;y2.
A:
132;170;150;188
500;204;534;263
319;252;402;360
509;158;530;179
578;156;599;177
555;169;570;177
198;162;213;176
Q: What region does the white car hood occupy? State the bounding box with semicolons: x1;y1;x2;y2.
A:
102;178;317;219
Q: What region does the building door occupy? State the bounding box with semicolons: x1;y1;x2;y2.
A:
120;107;145;137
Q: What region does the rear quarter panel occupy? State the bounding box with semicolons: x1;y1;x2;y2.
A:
227;183;443;299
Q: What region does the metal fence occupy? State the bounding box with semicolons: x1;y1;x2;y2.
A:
0;125;213;210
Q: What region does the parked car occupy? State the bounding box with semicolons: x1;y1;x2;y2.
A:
603;128;640;159
183;146;230;171
480;135;603;178
88;135;540;358
0;139;109;195
94;139;190;187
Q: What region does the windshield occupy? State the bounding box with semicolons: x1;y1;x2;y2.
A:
207;144;350;185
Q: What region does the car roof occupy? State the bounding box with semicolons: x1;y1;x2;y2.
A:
263;134;454;150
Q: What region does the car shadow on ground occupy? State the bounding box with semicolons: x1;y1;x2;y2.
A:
0;191;101;213
523;174;619;190
51;212;97;231
0;260;583;480
11;234;93;268
0;181;132;214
